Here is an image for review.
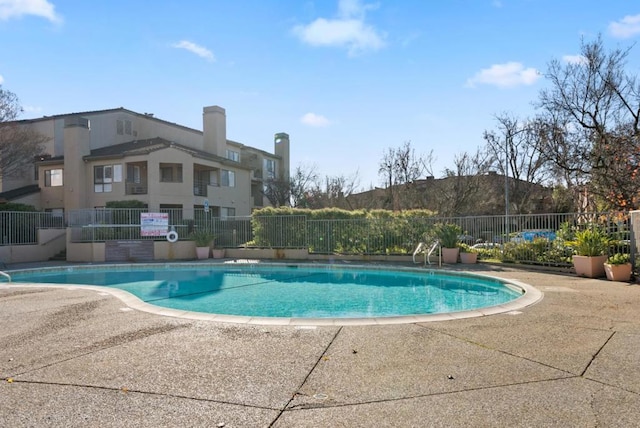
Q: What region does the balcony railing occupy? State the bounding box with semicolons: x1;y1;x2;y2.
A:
193;179;208;196
126;183;148;195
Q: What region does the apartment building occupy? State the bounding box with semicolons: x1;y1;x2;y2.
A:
2;105;290;216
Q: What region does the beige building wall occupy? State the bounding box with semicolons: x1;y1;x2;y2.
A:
38;159;65;211
83;147;252;216
5;105;288;217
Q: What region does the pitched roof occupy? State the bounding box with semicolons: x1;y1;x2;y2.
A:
84;137;250;169
86;137;171;158
15;107;202;135
0;184;40;202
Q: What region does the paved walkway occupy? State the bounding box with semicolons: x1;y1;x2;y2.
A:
1;262;639;427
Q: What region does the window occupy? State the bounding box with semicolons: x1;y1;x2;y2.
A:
264;158;276;179
226;149;240;162
221;207;235;219
221;170;235;187
94;165;113;193
117;119;132;135
160;163;183;182
209;170;219;186
127;164;141;183
44;169;63;187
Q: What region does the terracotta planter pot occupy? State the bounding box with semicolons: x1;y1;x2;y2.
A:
211;248;226;259
441;247;459;264
604;263;632;282
195;246;210;259
572;255;607;278
460;252;477;264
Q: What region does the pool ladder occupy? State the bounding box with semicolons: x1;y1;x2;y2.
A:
412;240;441;266
0;271;11;283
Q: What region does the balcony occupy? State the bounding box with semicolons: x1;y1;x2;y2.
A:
194;179;208;197
125;162;147;195
126;183;148;195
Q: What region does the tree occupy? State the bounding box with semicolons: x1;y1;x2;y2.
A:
262;174;292;207
289;163;320;208
536;36;640;210
377;141;433;210
483;113;553;214
0;86;47;179
263;163;322;208
436;148;492;216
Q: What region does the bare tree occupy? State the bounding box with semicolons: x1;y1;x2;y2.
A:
436;148;492;216
536;35;640;210
483;113;553;214
378;141;433;210
263;163;331;208
262;175;291;207
321;171;361;209
0;86;47;179
289;163;320;208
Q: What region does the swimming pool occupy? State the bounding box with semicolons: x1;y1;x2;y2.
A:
4;263;541;325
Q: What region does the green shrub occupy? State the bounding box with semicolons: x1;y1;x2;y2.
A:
189;229;215;247
607;253;631;265
572;228;609;256
433;223;462;248
251;207;436;254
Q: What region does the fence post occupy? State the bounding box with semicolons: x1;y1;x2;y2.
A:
631;210;639;275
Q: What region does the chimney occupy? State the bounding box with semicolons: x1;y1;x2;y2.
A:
63;116;91;210
202;106;226;157
274;132;290;180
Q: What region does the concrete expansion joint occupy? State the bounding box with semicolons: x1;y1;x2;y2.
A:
270;326;344;425
580;331;616;377
3;378;279;412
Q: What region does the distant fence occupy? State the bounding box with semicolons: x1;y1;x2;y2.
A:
0;211;66;245
4;208;636;268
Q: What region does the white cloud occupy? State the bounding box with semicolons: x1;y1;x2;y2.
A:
0;0;62;23
301;112;330;127
171;40;215;62
562;54;587;65
292;0;385;56
466;62;540;88
0;74;3;84
609;14;640;39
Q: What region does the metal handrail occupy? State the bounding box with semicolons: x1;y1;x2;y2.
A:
426;240;441;266
0;271;11;282
413;240;441;266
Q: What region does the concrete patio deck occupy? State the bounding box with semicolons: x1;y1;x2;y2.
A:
1;262;639;427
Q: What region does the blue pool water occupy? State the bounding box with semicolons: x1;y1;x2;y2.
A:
8;264;523;319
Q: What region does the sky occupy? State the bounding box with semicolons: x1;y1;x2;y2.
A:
1;0;640;190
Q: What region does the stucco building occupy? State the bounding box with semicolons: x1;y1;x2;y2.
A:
1;105;290;217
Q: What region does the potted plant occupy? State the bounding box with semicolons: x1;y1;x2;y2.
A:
604;253;632;282
190;229;214;259
459;243;478;264
434;223;462;264
571;228;609;278
211;239;225;259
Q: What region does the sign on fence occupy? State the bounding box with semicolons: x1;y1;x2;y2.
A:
140;213;169;237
